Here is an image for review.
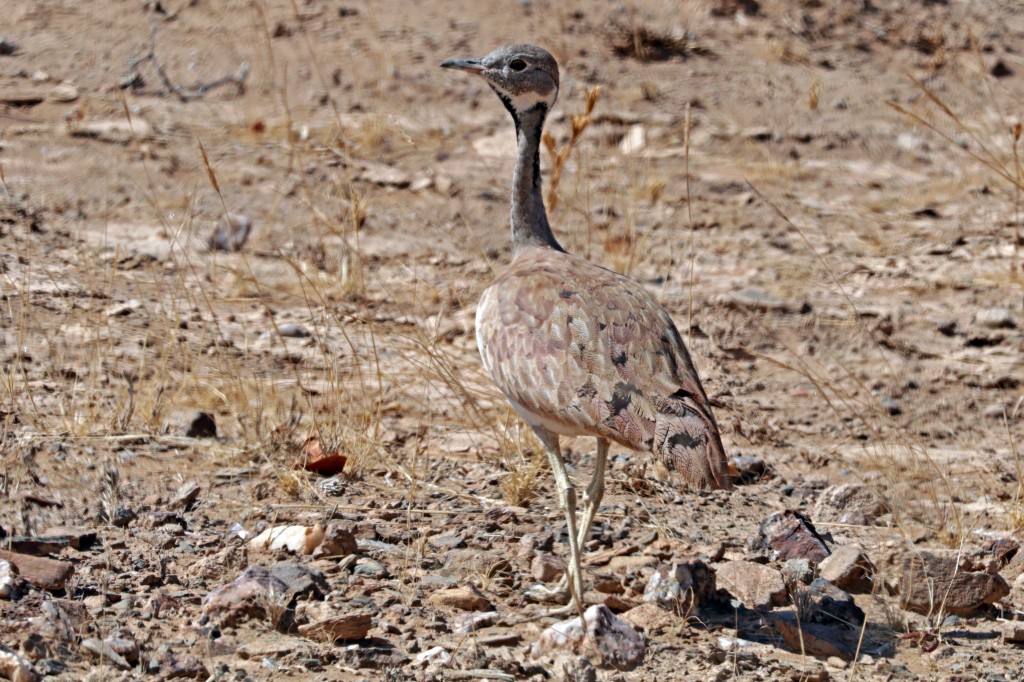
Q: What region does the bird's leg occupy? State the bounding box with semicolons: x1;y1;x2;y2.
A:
533;427;585;611
550;437;608;597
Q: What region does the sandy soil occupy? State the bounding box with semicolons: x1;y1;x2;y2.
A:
2;0;1024;680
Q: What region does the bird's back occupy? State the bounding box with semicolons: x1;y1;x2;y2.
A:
477;246;730;488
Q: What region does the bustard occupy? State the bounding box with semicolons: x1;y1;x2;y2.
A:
441;44;731;611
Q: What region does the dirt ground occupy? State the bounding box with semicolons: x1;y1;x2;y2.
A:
2;0;1024;680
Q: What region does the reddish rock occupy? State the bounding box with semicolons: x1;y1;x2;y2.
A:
818;545;874;593
716;560;787;610
531;552;565;582
758;510;831;565
800;578;864;627
426;585;491;611
771;612;860;660
297;436;347;475
899;551;1010;616
312;525;358;559
201;566;290;627
297;613;371;642
528;604;645;670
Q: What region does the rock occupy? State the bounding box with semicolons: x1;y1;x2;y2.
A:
758;510;831;564
51;82;78;102
0;560;20;600
452;611;498;634
532;553;565;582
38;526;97;550
726;288;792;313
899;551;1010;616
561;657;598;682
0;550;73;593
358;162;410;187
781;558;813;585
642;559;716;615
414;645;451;667
799;578;864;627
771;612;859;660
81;638;130;669
104;299;141;317
730;455;770;484
201;566;290;627
428;532;465;550
427;585;491;611
0;39;19;56
68;118;154;144
208;213;252;252
975;306;1014;329
168;481;200;511
818;546;874;593
1003;621;1024;643
249;524;325;555
528;604;645;671
353;557;388;578
156;650;208;679
0;646;38;681
715;560;787;610
166;410;217;438
298;612;372;642
269;562;330;600
298;436;347;476
312;525;358;559
814;484;885;526
340;638;409;669
620;124;646;154
620;602;677;635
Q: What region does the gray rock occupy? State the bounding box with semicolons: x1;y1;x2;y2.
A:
975;306;1014;329
799;578;864;627
528;604;645;671
642;559;716;615
814;484;885;526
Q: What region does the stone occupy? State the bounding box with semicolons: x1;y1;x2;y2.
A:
642;559;716;615
270;562;330;600
814;484;885;526
208;213;252;252
297;612;372;642
428;532;465;550
730;455;770;484
781;558;814;585
156;650;208;679
0;560;19;600
166;410;217;438
716;560;788;610
758;510;831;564
201;566;290;627
312;525;358;559
81;638;130;669
0;550;73;593
620;602;677;635
899;551;1010;616
168;481;200;511
975;306;1014;329
452;611;498;634
528;604;645;670
426;585;491;611
771;612;859;660
1003;621;1024;643
800;578;864;627
297;437;347;476
0;646;38;682
818;546;874;593
532;553;565;582
340;638;409;669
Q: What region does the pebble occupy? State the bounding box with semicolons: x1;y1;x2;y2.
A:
531;552;565;582
0;39;19;55
716;560;787;610
975;306;1014;329
426;585;491;611
642;559;716;614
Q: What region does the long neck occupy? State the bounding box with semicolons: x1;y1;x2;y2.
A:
510;106;564;255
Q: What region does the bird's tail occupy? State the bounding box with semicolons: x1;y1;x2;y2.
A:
652;401;732;490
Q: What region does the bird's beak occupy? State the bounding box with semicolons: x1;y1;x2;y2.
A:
440;57;485;74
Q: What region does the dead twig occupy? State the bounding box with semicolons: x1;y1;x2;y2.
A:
124;25;249;102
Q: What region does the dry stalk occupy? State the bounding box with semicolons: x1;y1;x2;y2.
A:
543;86;601;212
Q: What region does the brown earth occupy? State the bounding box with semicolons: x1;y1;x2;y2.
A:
2;0;1024;680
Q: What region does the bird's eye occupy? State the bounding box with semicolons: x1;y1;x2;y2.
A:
509;59;528;72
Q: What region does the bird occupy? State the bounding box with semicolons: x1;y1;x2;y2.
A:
441;44;731;612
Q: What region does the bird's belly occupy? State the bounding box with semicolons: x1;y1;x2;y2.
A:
506;396;587;437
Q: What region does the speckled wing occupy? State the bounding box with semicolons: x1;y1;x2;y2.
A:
476;248;729;488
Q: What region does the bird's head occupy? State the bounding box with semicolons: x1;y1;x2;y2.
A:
441;44;559;122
